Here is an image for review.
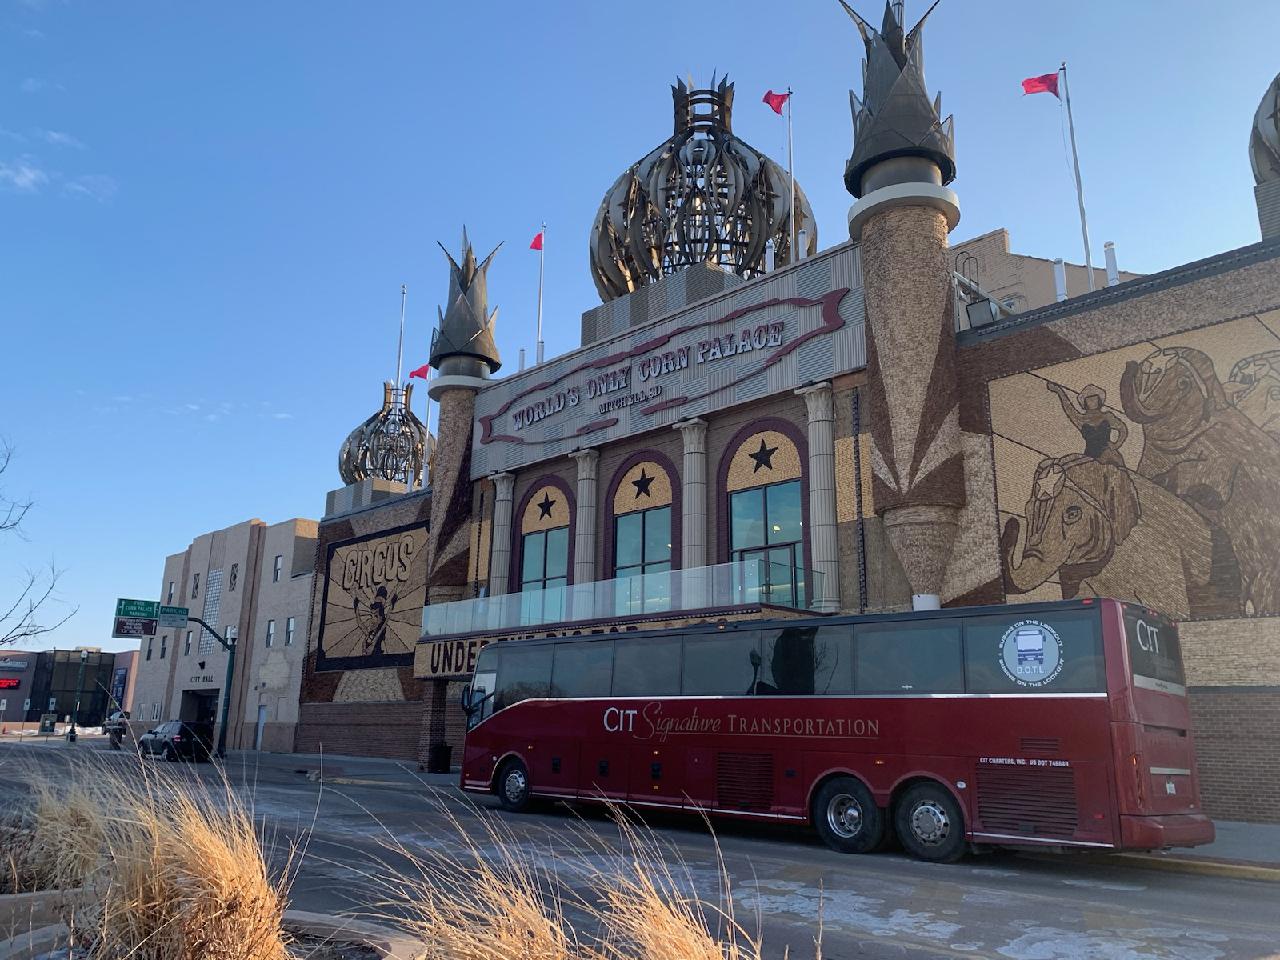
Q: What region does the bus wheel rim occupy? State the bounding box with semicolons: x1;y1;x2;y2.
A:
826;793;863;839
505;767;527;802
909;800;950;845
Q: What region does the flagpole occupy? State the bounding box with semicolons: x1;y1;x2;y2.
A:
395;283;407;387
535;221;546;365
421;366;432;491
1060;62;1095;292
786;87;796;260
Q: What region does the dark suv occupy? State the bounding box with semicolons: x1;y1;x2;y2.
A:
137;721;214;762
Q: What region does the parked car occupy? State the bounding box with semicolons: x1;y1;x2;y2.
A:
137;721;214;762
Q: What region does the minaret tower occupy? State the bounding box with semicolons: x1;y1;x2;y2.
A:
424;229;502;605
841;0;964;610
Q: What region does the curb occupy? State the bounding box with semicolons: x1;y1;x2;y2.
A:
1022;851;1280;883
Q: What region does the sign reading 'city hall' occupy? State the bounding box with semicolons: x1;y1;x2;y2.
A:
315;523;429;672
469;249;865;480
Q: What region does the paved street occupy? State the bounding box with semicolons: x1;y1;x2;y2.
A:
2;740;1277;960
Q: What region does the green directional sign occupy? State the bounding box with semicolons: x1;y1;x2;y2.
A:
113;598;160;639
158;605;189;629
115;598;159;619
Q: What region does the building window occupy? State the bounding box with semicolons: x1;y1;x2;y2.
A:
145;638;153;661
151;703;160;721
517;481;572;624
265;620;276;647
273;555;283;583
184;630;192;655
137;703;145;720
166;581;174;604
192;573;199;598
730;479;805;607
285;616;296;646
229;563;239;592
159;635;168;659
197;569;223;655
614;506;672;613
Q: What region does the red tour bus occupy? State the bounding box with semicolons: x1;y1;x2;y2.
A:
459;598;1213;862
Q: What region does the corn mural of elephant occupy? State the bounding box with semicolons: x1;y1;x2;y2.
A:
1120;346;1280;615
1001;455;1215;618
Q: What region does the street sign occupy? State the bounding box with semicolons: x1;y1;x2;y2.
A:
115;598;159;618
113;598;159;639
158;605;189;629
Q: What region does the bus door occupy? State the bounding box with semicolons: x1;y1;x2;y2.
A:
1114;605;1202;818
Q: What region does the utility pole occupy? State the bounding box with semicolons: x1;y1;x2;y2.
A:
188;616;235;759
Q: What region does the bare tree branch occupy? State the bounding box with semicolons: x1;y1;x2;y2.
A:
0;443;33;535
1;444;76;647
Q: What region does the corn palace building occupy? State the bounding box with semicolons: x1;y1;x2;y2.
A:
298;7;1280;821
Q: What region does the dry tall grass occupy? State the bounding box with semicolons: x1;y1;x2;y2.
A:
8;760;295;960
366;794;801;960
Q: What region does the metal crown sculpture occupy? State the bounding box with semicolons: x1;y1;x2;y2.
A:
1252;72;1280;186
337;381;427;486
840;0;955;198
589;76;817;303
428;228;502;379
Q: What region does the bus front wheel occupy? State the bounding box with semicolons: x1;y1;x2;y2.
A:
812;776;884;854
895;783;966;863
496;758;531;812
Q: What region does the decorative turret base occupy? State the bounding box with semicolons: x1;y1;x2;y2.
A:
882;505;959;609
848;182;959;240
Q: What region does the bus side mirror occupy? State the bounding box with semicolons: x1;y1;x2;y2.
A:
460;684;473;713
749;649;762;669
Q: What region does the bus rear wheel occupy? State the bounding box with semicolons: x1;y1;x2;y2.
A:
812;776;884;854
895;782;966;863
496;758;531;812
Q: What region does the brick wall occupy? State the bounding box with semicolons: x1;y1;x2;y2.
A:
1188;686;1280;823
296;701;429;760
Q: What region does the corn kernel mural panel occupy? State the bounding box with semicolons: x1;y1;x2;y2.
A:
991;312;1280;619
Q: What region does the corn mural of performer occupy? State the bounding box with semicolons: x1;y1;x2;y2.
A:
991;312;1280;618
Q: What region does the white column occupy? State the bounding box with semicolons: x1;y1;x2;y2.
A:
675;419;708;570
797;383;840;612
570;449;600;589
675;418;709;610
486;473;516;597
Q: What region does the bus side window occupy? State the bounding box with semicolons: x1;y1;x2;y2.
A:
613;637;681;696
854;622;963;693
759;625;853;695
550;640;614;698
494;644;553;711
682;631;760;695
963;612;1105;693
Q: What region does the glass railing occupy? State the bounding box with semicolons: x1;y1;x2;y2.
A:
422;558;825;637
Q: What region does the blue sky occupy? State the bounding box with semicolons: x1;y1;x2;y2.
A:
1;0;1275;653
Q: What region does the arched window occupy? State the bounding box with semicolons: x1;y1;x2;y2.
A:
723;426;808;608
516;479;573;622
608;457;677;615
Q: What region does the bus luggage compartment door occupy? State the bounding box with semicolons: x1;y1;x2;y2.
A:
630;743;685;808
581;740;628;802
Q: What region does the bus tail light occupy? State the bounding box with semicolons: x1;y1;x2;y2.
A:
1130;753;1145;806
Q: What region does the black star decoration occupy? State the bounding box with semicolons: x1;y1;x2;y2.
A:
536;492;556;519
631;468;655;499
748;437;778;473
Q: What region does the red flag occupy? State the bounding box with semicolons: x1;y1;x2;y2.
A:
762;89;790;115
529;231;544;251
408;363;430;380
1021;72;1060;97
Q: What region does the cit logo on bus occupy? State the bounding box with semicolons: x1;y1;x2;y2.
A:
999;620;1064;687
